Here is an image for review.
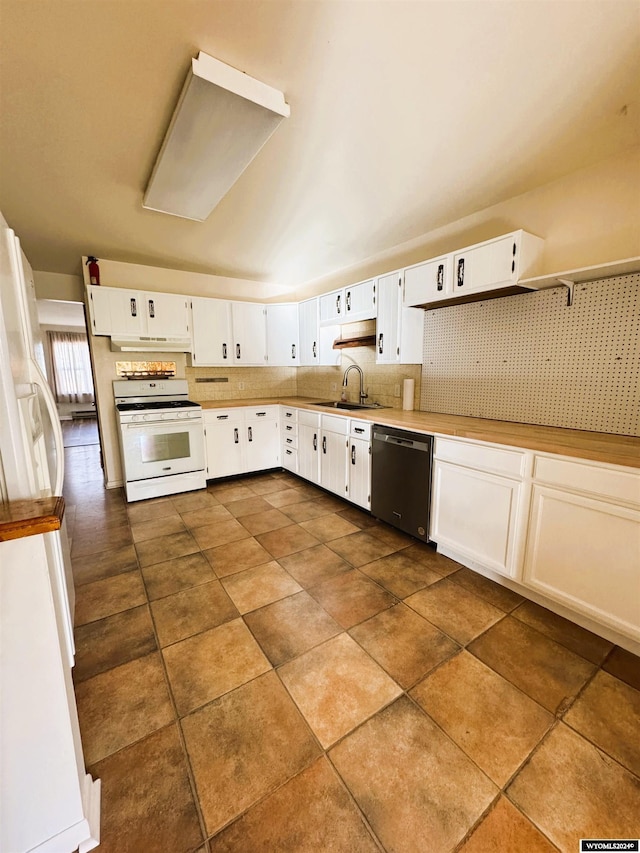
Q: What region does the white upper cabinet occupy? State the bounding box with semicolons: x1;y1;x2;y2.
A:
266;303;299;366
319;289;345;325
376;271;423;364
452;230;544;298
87;285;189;339
344;279;376;322
299;297;340;366
231;302;267;365
190;297;233;366
404;255;452;307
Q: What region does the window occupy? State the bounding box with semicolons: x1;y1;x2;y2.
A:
48;331;95;404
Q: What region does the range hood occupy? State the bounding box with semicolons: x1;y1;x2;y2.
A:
110;335;192;353
143;51;290;221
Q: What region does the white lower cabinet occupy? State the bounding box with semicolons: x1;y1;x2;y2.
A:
522;456;640;642
298;412;321;484
319;414;349;499
204;407;279;479
348;431;371;509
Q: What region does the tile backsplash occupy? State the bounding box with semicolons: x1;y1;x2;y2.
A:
185;366;297;402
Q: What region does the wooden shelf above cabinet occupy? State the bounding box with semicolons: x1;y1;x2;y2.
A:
332;334;377;349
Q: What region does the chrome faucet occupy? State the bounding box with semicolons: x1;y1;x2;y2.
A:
342;364;368;404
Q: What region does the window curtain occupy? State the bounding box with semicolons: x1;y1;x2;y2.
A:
48;331;95;404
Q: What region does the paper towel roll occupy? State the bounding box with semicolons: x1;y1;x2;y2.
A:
402;378;415;411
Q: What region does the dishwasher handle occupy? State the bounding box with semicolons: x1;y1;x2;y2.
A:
372;429;431;453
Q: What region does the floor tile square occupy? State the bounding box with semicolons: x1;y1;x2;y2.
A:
449;566;524;612
264;487;311;508
209;483;256;504
182;671;320;836
126;498;181;525
603;646;640;691
225;495;273;518
459;796;556;853
141;552;216;600
151;580;239;646
401;543;462;576
71;524;133;557
299;513;360;542
513;599;614;664
246;477;290;496
75;652;174;764
72;544;138;586
89;725;202;853
135;530;199;568
280;498;338;523
163;618;271;715
507;723;640;851
350;603;460;688
309;568;397;628
74;604;157;682
469;616;597;713
405;577;504;644
278;543;351;587
203;537;273;577
190;518;250;550
237;507;292;535
411;650;553;785
335;506;379;528
171;490;220;512
368;523;414;550
244;590;341;665
177;504;233;529
329;696;497;853
208;757;378;852
130;515;186;543
326;530;397;567
278;633;402;747
359;551;442;598
564;669;640;775
74;570;147;626
221;561;302;613
256;524;320;558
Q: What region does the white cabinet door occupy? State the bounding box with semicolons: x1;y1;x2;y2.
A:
348;436;371;509
266;304;299;366
404;256;452;307
453;235;517;295
144;292;190;338
320;430;348;498
523;485;640;640
191;298;233;366
245;417;280;472
298;422;320;484
344;279;376;321
299;299;319;365
88;286;144;336
319;289;344;325
204;413;244;478
376;272;401;364
431;459;523;578
232;302;267;365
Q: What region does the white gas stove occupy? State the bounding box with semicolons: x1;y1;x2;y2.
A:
114;379;206;502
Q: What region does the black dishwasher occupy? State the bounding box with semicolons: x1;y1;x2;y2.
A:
370;425;433;542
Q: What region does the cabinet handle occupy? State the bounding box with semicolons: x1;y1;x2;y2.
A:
130;297;137;317
437;263;444;292
313;341;317;358
351;444;356;465
346;291;351;311
148;299;155;318
286;437;293;444
222;343;228;359
233;427;239;443
512;242;517;274
291;343;296;359
256;412;266;417
313;433;317;451
217;414;229;420
336;294;341;314
373;283;376;305
248;426;253;442
285;412;293;418
236;343;241;359
378;332;383;354
285;448;292;455
286;425;293;431
457;258;465;288
322;436;327;454
354;427;364;434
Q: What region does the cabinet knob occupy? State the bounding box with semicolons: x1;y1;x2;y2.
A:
457;258;465;288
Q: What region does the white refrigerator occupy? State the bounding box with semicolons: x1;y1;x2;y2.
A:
0;210;100;852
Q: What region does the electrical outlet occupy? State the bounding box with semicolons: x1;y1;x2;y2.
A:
330;382;337;392
238;382;245;390
394;384;401;397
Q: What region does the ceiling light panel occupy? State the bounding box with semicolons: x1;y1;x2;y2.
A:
143;51;290;221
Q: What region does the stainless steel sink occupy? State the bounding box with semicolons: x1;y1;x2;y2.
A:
312;401;389;411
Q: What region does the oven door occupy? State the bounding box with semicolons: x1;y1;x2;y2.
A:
120;418;205;482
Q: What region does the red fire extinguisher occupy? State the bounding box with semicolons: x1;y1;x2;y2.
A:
86;256;100;286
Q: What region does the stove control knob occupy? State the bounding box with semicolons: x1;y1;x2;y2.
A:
143;414;152;421
177;412;187;419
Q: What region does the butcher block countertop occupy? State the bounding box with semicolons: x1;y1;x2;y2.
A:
0;496;65;542
200;397;640;469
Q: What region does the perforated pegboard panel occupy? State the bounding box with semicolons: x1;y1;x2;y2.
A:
420;274;639;436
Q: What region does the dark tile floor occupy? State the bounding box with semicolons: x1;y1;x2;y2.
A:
63;429;640;853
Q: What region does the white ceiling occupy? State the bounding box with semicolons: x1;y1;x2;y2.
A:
0;0;638;290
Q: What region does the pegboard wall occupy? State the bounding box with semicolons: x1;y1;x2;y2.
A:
420;273;639;436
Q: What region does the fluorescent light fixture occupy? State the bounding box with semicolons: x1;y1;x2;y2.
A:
143;51;290;221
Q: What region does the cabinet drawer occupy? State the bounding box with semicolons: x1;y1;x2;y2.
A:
245;406;278;421
321;414;349;435
281;406;299;423
434;438;525;479
282;434;298;450
281;446;298;471
203;409;242;423
299;410;321;428
350;421;372;440
534;455;640;506
282;421;298;437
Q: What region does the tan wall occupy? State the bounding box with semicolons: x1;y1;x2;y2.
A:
34;270;84;302
296;147;640;298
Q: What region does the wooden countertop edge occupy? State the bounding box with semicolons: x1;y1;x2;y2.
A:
199;397;640;469
0;496;65;542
